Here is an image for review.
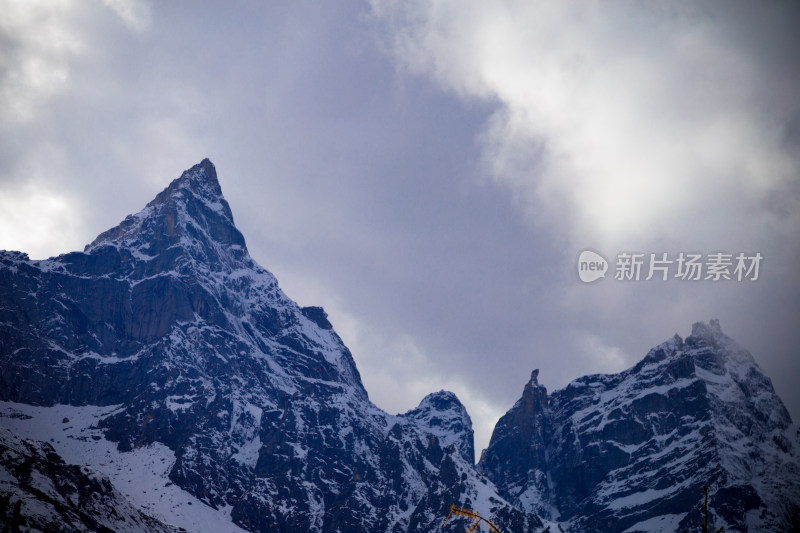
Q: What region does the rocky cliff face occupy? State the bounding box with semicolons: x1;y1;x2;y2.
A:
0;159;539;532
479;320;800;533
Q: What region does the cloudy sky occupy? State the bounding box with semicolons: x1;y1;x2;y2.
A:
1;0;799;454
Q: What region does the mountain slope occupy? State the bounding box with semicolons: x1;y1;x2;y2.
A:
0;425;185;533
479;320;800;532
0;159;539;532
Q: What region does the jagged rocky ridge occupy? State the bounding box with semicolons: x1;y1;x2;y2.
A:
0;160;540;532
480;320;800;532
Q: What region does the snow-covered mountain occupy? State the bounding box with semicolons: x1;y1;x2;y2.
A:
479;320;800;532
0;160;539;532
1;160;797;532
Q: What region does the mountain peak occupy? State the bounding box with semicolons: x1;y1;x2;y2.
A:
406;390;471;427
689;318;725;345
405;390;475;463
85;159;246;258
147;158;227;217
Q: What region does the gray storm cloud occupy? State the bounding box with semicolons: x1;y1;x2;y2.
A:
370;0;800;251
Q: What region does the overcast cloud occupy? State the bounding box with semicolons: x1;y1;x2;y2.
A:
1;0;798;455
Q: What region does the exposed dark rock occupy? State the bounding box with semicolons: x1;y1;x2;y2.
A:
301;306;333;330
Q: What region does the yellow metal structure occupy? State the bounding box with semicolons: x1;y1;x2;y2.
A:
443;505;503;533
